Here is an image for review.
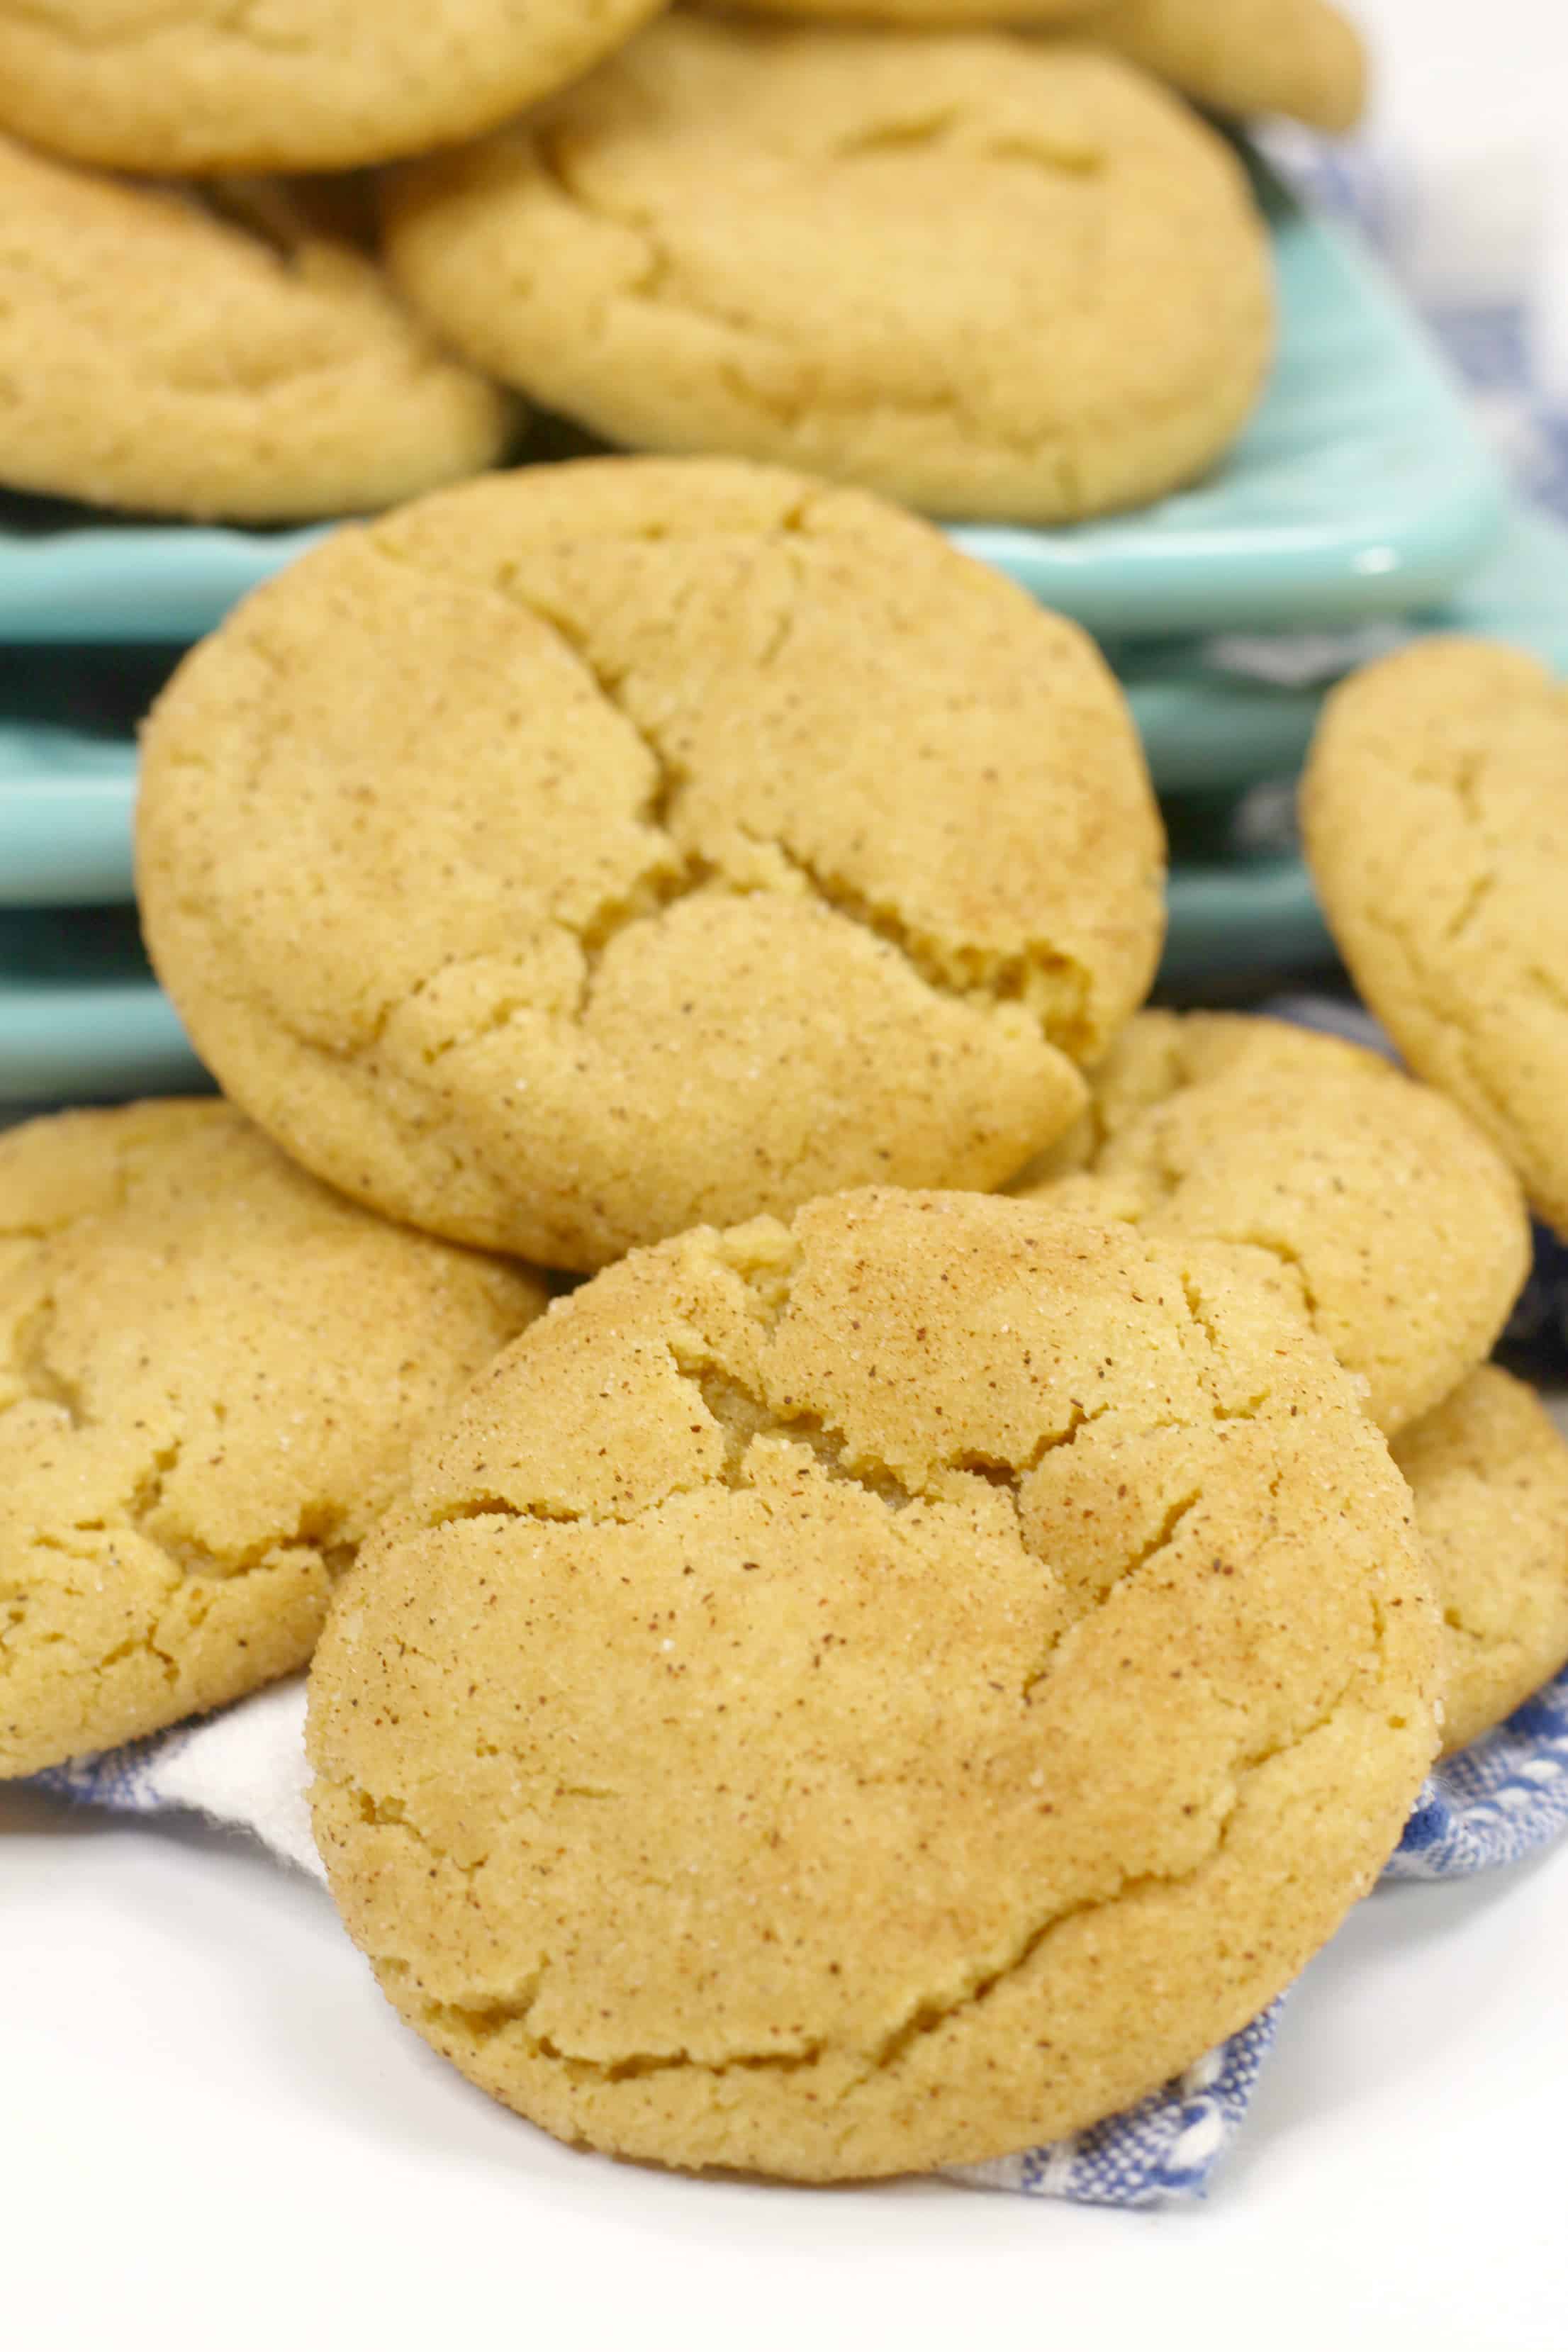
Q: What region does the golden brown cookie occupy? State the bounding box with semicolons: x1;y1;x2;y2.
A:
1085;0;1365;133
0;137;514;522
0;0;668;174
308;1188;1441;2180
1393;1366;1568;1757
383;21;1274;524
0;1100;545;1779
1303;639;1568;1241
138;457;1165;1270
715;0;1095;21
712;0;1367;134
1010;1012;1531;1435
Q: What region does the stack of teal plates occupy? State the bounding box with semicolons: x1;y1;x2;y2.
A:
4;156;1565;1103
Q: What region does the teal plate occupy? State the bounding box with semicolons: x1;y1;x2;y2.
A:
7;501;1563;911
0;646;172;906
0;157;1503;646
1162;856;1333;989
0;908;208;1101
954;163;1505;637
1122;505;1568;793
0;863;1335;1102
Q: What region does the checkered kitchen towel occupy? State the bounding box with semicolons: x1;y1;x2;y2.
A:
32;1650;1568;2209
23;136;1568;2210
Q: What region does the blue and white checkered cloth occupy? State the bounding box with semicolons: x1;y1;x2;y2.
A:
21;137;1568;2210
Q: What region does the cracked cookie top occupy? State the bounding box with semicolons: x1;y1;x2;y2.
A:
1303;639;1568;1242
0;0;668;174
0;1099;547;1779
307;1187;1441;2180
1009;1011;1531;1435
138;456;1165;1270
381;21;1274;524
1393;1366;1568;1759
0;135;515;522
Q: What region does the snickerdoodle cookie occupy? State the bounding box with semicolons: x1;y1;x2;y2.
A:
715;0;1366;135
0;0;667;174
0;138;514;522
1393;1366;1568;1757
0;1100;545;1779
1085;0;1365;133
138;458;1165;1270
1010;1012;1530;1435
1303;640;1568;1240
308;1188;1440;2180
382;21;1274;523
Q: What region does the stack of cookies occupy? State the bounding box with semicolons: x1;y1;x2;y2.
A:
0;1;1365;526
6;403;1568;2178
4;0;1479;1069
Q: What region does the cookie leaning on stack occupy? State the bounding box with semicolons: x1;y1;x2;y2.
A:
0;1100;547;1779
383;21;1275;522
137;457;1165;1269
1304;639;1568;1240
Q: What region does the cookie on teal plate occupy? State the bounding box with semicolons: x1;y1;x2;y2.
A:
0;154;1502;646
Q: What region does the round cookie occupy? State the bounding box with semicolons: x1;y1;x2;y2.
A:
1009;1012;1531;1436
138;457;1165;1270
0;1100;547;1779
0;0;668;175
382;21;1275;525
308;1188;1441;2180
1393;1365;1568;1758
1303;639;1568;1241
0;138;515;522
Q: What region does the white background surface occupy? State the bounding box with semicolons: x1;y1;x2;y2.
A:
6;6;1568;2349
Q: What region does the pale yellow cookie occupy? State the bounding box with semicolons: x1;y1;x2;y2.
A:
1085;0;1365;133
719;0;1096;21
0;0;668;174
308;1189;1441;2181
1393;1365;1568;1757
1011;1012;1531;1435
0;138;514;522
138;457;1165;1270
383;21;1274;524
713;0;1367;134
0;1101;546;1779
1303;639;1568;1241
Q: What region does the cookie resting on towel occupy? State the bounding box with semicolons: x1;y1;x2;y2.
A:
1394;1365;1568;1757
1010;1010;1530;1435
308;1189;1441;2180
0;1100;545;1778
